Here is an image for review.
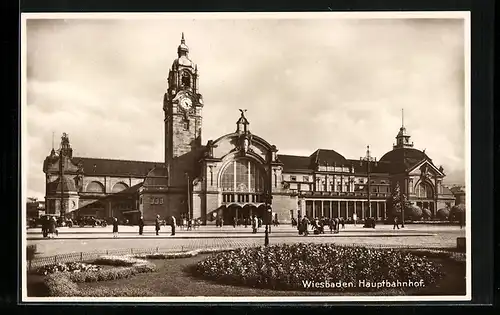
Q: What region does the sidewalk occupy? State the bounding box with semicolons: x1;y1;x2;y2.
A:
24;224;452;240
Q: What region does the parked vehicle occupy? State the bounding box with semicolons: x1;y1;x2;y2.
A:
76;216;108;227
28;215;73;228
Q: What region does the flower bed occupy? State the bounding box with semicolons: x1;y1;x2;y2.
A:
40;249;234;297
35;262;102;276
43;255;156;297
192;244;446;292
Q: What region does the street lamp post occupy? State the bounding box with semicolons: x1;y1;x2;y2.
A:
185;172;191;221
360;145;377;221
264;150;273;246
401;181;406;228
58;141;65;219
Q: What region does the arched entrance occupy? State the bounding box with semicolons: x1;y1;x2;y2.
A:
219;157;269;223
414;181;436;215
223;203;267;224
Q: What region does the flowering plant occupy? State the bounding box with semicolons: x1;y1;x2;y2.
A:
35;262;101;276
193;244;445;292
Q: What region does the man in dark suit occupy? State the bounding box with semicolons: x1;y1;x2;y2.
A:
138;215;144;235
155;214;161;235
171;216;176;236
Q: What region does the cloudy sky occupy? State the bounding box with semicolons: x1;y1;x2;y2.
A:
24;14;467;200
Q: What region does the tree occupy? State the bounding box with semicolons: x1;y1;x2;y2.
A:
389;182;402;217
436;208;450;221
449;204;466;221
422;208;432;220
406;204;423;221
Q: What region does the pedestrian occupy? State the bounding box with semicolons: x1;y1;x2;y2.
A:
171;216;176;236
329;218;334;234
138;215;144;235
244;217;248;228
334;217;340;233
258;217;262;228
353;213;357;227
340;217;345;229
42;216;48;238
233;217;237;228
393;216;400;230
49;216;57;238
302;216;310;236
155;214;161;235
252;215;258;233
459;213;464;229
112;217;118;238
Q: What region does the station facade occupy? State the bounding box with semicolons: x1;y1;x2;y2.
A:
43;35;456;224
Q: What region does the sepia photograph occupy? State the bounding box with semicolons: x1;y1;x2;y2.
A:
21;12;470;302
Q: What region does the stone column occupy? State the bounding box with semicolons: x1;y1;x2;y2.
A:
321;200;324;217
337;201;340;218
361;201;365;220
376;202;379;219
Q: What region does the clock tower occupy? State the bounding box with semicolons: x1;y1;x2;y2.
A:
164;33;204;187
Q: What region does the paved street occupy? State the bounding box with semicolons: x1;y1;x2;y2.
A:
26;224;466;258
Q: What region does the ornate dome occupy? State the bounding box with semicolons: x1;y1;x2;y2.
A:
379;147;430;165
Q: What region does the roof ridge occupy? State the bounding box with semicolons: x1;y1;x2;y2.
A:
72;156;162;164
277;154;310;158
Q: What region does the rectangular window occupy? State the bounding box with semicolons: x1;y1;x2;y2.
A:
303;176;309;182
150;198;155;205
290;175;297;181
160;198;164;205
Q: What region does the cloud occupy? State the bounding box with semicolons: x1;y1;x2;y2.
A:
24;16;466;199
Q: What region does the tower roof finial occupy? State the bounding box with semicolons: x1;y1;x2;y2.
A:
177;32;189;56
236;109;250;133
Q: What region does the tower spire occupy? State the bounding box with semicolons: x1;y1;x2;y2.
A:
181;32;185;44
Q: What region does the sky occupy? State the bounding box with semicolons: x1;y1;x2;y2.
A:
24;14;467;200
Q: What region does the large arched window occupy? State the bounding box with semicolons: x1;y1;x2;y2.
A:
86;181;105;193
220;159;265;192
112;182;129;193
415;182;433;199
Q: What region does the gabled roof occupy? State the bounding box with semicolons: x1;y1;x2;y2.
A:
310;149;347;166
71;157;162;177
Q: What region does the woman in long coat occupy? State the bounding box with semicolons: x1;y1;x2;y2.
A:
112;217;119;238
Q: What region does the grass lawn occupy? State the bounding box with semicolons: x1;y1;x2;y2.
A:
28;253;465;297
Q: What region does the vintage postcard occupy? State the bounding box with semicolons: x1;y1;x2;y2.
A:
21;12;471;302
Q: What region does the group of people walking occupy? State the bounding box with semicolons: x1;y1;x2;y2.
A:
297;216;346;236
41;216;58;238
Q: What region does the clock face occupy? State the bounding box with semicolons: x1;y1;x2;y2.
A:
179;96;192;111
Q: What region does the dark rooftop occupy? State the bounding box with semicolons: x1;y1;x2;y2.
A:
72;157;161;177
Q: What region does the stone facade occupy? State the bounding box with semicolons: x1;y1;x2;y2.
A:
42;34;458;225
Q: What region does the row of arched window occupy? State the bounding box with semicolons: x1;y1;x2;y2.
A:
85;181;129;193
